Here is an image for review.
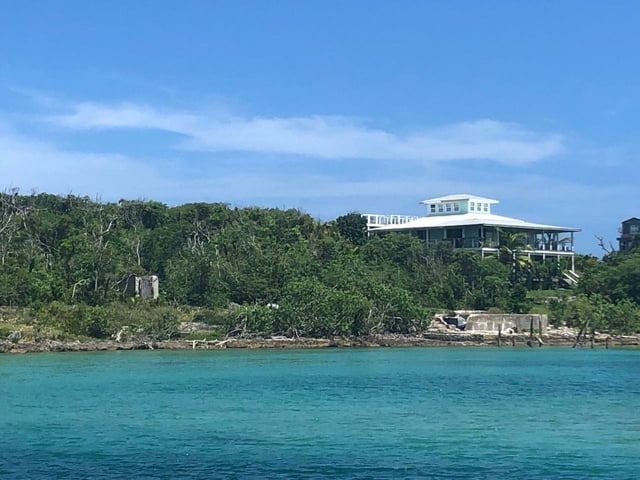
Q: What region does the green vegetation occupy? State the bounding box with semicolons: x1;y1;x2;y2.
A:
0;191;639;340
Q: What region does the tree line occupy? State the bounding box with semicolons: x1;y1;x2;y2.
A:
0;191;638;339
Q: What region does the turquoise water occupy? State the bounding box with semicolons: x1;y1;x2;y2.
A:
1;348;639;479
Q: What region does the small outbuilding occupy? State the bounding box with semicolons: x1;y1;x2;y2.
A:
123;275;159;299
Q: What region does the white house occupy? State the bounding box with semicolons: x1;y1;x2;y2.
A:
365;194;580;273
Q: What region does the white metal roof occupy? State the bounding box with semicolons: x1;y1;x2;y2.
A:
370;212;580;233
419;193;499;205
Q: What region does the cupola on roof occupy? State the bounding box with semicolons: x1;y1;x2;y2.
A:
419;194;499;205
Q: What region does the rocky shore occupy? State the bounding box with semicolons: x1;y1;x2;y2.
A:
2;331;639;354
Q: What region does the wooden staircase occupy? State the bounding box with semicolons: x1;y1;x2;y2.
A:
562;270;580;286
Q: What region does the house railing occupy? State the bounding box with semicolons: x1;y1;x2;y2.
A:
365;214;420;228
534;242;574;252
426;238;574;251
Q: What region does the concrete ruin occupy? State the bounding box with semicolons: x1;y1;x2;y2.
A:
434;311;547;333
124;275;159;299
465;313;547;333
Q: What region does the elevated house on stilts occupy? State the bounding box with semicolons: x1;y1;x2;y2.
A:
365;194;580;283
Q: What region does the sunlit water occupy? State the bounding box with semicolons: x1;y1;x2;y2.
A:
1;347;639;479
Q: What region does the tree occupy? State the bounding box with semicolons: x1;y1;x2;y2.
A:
498;229;533;285
335;212;368;246
277;278;370;337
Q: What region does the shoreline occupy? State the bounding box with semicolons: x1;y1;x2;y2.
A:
2;332;640;354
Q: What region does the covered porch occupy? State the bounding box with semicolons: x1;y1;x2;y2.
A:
413;226;577;270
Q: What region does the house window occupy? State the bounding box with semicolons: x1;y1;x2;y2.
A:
631;224;639;233
483;203;488;212
430;204;436;214
446;203;452;212
453;203;460;212
438;204;444;213
470;202;475;211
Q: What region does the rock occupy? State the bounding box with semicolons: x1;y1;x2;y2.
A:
7;330;22;343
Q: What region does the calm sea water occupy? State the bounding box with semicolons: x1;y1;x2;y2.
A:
1;347;639;479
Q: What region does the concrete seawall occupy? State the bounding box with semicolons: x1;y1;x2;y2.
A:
464;314;548;333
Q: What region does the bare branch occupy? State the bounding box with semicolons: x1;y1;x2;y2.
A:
594;235;615;255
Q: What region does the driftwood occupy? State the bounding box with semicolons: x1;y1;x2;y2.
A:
188;338;232;349
530;317;534;339
225;328;244;339
573;318;590;348
526;318;538;347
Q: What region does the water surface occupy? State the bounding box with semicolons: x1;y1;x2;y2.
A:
1;347;639;479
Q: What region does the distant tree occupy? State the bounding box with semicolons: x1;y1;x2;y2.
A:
335;212;368;245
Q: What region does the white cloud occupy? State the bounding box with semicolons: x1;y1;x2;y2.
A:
47;102;564;165
0;125;545;209
0;128;165;199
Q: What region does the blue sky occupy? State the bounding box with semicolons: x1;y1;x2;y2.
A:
1;1;638;255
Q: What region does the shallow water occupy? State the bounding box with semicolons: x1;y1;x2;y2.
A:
1;347;639;479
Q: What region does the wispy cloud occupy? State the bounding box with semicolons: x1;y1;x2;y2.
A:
0;127;160;199
0;124;618;211
47;102;564;165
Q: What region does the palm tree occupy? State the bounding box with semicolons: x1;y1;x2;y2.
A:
498;229;533;284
